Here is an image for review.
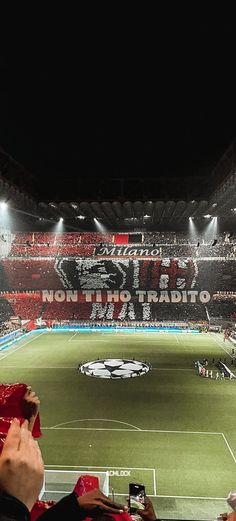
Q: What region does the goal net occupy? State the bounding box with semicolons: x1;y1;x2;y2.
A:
42;470;109;501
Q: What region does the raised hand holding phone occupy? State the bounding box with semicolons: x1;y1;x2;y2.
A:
129;483;146;514
136;496;157;521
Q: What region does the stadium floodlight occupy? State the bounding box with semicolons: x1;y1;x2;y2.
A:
0;201;7;209
59;217;63;222
76;215;86;220
94;217;107;233
203;214;212;218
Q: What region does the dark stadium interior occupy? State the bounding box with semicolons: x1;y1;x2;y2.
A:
1;20;236;521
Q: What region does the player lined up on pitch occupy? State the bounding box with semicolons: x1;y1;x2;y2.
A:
195;359;236;380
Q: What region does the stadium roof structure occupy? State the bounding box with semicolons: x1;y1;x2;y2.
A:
0;141;236;232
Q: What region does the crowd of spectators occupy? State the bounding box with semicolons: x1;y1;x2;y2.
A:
1;259;63;290
0;292;235;326
10;243;94;257
50;319;206;330
143;231;236;246
0;320;20;338
208;301;236;320
3;231;235;258
41;302;209;323
7;294;43;320
1;257;235;292
0;298;13;322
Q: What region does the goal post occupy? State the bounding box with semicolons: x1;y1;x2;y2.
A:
43;470;109;501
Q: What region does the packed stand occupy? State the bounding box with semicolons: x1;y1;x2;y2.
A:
0;298;13;323
5;231;236;259
0;321;20;338
2;293;43;320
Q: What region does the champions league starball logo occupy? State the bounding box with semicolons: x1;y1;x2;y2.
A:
79;359;151;379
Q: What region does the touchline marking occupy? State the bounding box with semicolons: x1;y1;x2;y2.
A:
42;426;221;435
221;433;236;464
50;419;141;430
0;333;44;361
211;334;233;358
175;334;179;344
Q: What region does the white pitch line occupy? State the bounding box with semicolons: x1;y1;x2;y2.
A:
0;366;75;369
0;333;44;361
68;332;78;342
152;368;193;371
155;494;226;500
50;418;141;431
153;468;157;496
221;433;236;464
0;366;193;371
0;365;194;371
41;427;163;432
175;334;179;343
45;465;154;471
211;334;233;358
45;490;69;494
42;427;221;435
114;493;226;500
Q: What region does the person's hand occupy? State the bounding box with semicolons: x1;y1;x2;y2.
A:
23;386;40;432
78;489;128;514
136;496;156;521
0;418;44;511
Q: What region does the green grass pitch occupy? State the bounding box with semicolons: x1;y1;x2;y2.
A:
1;330;236;519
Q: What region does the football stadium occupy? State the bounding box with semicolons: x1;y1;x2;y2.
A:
0;138;236;520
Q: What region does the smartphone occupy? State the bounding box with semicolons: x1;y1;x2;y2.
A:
129;483;146;513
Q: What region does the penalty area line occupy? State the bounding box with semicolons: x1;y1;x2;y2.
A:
42;427;221;435
45;465;155;471
114;493;227;500
221;433;236;464
43;488;226;501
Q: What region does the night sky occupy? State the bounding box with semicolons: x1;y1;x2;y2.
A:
0;21;235;201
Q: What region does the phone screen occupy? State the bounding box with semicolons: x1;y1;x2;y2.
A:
129;483;146;513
